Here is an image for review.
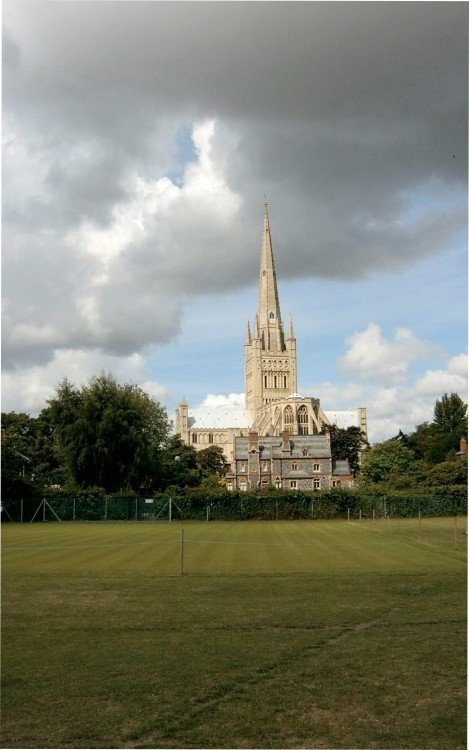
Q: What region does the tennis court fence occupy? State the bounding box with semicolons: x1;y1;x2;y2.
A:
1;488;466;523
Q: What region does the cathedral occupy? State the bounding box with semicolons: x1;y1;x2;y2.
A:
175;202;367;490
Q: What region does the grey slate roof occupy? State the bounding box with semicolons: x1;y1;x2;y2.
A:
235;434;331;460
284;470;311;479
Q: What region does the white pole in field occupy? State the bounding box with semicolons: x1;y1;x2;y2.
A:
181;528;185;575
73;497;76;521
206;505;209;522
359;508;362;523
43;498;46;523
169;499;172;523
372;509;376;529
347;507;350;523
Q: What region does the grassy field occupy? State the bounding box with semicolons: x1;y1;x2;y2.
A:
1;517;466;749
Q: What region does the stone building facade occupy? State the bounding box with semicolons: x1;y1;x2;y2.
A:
229;432;332;492
228;431;355;492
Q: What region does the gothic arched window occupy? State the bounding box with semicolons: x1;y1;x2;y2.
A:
298;405;309;435
284;405;294;433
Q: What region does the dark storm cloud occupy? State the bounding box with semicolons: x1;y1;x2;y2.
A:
3;1;467;368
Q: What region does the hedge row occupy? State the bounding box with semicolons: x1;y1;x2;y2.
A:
1;486;466;522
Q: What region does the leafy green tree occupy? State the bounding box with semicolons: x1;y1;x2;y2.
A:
196;445;227;479
433;393;467;434
322;425;367;476
397;422;434;461
47;373;170;492
397;394;467;466
1;412;36;497
429;393;468;463
1;411;66;495
358;439;416;487
161;435;200;490
425;459;467;487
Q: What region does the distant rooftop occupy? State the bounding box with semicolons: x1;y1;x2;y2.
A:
187;406;252;430
324;410;360;430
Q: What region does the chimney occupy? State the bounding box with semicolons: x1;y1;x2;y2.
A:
457;435;467;461
248;432;259;451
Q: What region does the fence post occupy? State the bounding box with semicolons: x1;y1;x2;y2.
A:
180;528;185;575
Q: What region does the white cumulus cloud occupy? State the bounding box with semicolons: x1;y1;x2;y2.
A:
1;350;170;415
305;329;467;442
198;393;246;409
339;323;444;385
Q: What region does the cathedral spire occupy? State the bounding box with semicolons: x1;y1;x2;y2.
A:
244;201;297;415
257;199;284;351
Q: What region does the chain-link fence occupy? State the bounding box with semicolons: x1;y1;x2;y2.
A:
1;487;467;523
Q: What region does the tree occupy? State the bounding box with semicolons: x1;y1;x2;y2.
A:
323;425;367;476
160;435;200;490
47;373;170;492
433;393;467;434
398;422;435;462
358;439;416;487
425;459;467;487
429;393;468;464
1;412;37;497
196;445;227;479
32;407;69;487
1;411;66;496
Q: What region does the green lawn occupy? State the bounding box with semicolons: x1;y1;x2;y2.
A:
1;518;466;748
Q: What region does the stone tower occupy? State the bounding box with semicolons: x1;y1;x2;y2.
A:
244;201;297;420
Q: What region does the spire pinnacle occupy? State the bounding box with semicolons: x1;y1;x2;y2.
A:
254;314;260;339
257;199;284;351
245;320;252;345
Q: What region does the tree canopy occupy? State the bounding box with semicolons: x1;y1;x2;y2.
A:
397;393;467;465
196;445;227;478
324;424;367;476
358;439;417;487
47;373;170;492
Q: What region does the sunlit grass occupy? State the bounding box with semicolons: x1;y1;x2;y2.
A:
1;519;466;748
